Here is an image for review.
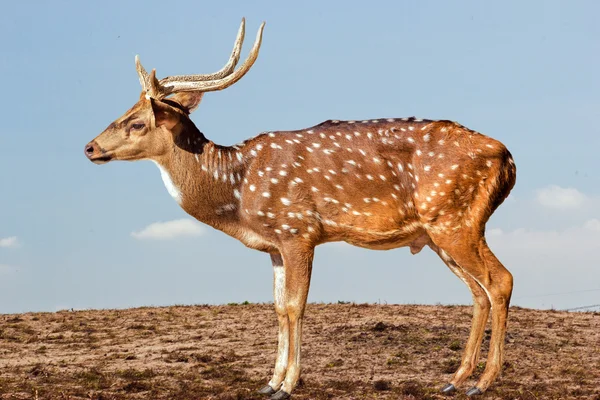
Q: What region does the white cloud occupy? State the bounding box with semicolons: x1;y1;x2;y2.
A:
487;218;600;255
535;185;588;209
583;218;600;231
487;228;504;236
0;264;18;274
0;236;19;248
131;219;204;240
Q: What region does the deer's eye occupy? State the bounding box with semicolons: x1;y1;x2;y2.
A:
130;123;145;130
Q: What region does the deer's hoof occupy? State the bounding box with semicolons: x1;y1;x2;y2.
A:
270;390;291;400
258;385;277;395
441;383;456;395
466;387;483;396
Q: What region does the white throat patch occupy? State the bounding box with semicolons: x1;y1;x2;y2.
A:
151;161;182;204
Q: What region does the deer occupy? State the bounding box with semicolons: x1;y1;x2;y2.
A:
84;18;516;399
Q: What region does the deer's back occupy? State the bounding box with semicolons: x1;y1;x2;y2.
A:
237;118;514;249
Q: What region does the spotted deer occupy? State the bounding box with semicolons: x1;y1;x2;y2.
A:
84;19;516;399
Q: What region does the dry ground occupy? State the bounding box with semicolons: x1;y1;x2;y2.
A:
0;303;598;400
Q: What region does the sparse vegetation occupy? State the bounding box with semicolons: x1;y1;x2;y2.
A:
0;304;597;399
448;339;462;351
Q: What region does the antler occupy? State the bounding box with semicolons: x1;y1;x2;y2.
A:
135;18;265;100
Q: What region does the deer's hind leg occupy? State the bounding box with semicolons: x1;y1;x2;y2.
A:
429;230;513;396
428;242;491;395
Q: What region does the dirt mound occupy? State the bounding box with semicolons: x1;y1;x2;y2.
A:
0;303;598;399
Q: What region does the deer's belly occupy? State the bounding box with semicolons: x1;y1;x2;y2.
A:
327;220;425;250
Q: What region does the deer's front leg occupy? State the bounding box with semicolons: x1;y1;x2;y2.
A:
271;246;314;400
259;253;290;395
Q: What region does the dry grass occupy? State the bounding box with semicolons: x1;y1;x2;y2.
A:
0;304;598;399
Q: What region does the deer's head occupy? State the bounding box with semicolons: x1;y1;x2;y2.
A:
85;18;265;164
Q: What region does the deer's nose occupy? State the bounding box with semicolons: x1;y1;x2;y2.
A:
84;141;99;159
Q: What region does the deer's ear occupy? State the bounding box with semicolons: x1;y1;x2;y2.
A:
149;98;180;130
167;92;204;114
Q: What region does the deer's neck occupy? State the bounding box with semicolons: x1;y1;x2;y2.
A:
152;128;246;233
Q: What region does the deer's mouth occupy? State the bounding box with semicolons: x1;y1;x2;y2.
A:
89;154;114;164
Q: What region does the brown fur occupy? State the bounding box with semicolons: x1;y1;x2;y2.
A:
86;94;516;397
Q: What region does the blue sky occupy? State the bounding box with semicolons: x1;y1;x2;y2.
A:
1;1;599;314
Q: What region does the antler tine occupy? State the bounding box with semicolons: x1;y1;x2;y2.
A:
161;21;265;94
136;55;170;99
159;18;246;85
135;55;150;92
148;69;165;99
